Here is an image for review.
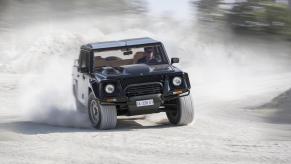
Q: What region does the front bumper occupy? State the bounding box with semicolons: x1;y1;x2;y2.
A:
99;89;190;105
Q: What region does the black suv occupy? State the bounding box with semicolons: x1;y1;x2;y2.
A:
72;37;194;129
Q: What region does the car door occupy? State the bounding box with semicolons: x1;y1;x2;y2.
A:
77;50;90;106
72;59;79;99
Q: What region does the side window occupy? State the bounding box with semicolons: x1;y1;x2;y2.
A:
81;55;87;68
78;51;83;66
78;50;92;73
79;50;88;68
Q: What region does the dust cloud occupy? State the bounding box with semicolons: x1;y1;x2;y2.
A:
1;10;290;128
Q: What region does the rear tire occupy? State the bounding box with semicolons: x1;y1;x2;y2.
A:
88;93;117;130
166;94;194;125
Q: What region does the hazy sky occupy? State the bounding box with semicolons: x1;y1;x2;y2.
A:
146;0;192;19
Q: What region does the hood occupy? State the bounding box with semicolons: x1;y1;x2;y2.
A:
121;64;174;75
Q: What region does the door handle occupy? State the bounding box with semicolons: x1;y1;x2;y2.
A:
82;75;85;80
77;74;80;77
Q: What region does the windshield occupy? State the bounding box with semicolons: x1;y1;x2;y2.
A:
93;45;168;68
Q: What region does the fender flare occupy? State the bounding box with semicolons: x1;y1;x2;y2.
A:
89;80;99;99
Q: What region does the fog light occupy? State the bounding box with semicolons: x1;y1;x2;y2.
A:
173;90;183;95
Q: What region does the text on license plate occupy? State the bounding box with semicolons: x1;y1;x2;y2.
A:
136;99;154;107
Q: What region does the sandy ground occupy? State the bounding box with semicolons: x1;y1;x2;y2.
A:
1;73;291;164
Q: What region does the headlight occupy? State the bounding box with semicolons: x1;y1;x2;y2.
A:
105;84;115;94
172;76;182;86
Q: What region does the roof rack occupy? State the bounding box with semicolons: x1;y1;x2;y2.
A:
82;37;161;51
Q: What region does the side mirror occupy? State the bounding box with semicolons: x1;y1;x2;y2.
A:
171;57;179;64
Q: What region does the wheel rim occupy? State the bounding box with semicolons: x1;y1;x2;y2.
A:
90;100;100;125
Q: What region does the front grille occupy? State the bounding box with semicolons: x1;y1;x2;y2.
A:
120;75;163;88
125;83;162;97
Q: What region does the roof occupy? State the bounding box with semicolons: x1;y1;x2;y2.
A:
83;37;161;51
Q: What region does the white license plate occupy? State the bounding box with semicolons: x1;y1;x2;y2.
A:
136;99;154;107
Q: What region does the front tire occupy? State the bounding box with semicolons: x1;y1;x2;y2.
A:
88;93;117;129
166;94;194;125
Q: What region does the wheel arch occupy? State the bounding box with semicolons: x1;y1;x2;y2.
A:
88;82;98;99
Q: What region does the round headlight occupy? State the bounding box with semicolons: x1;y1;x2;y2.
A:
105;84;115;94
172;77;182;86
